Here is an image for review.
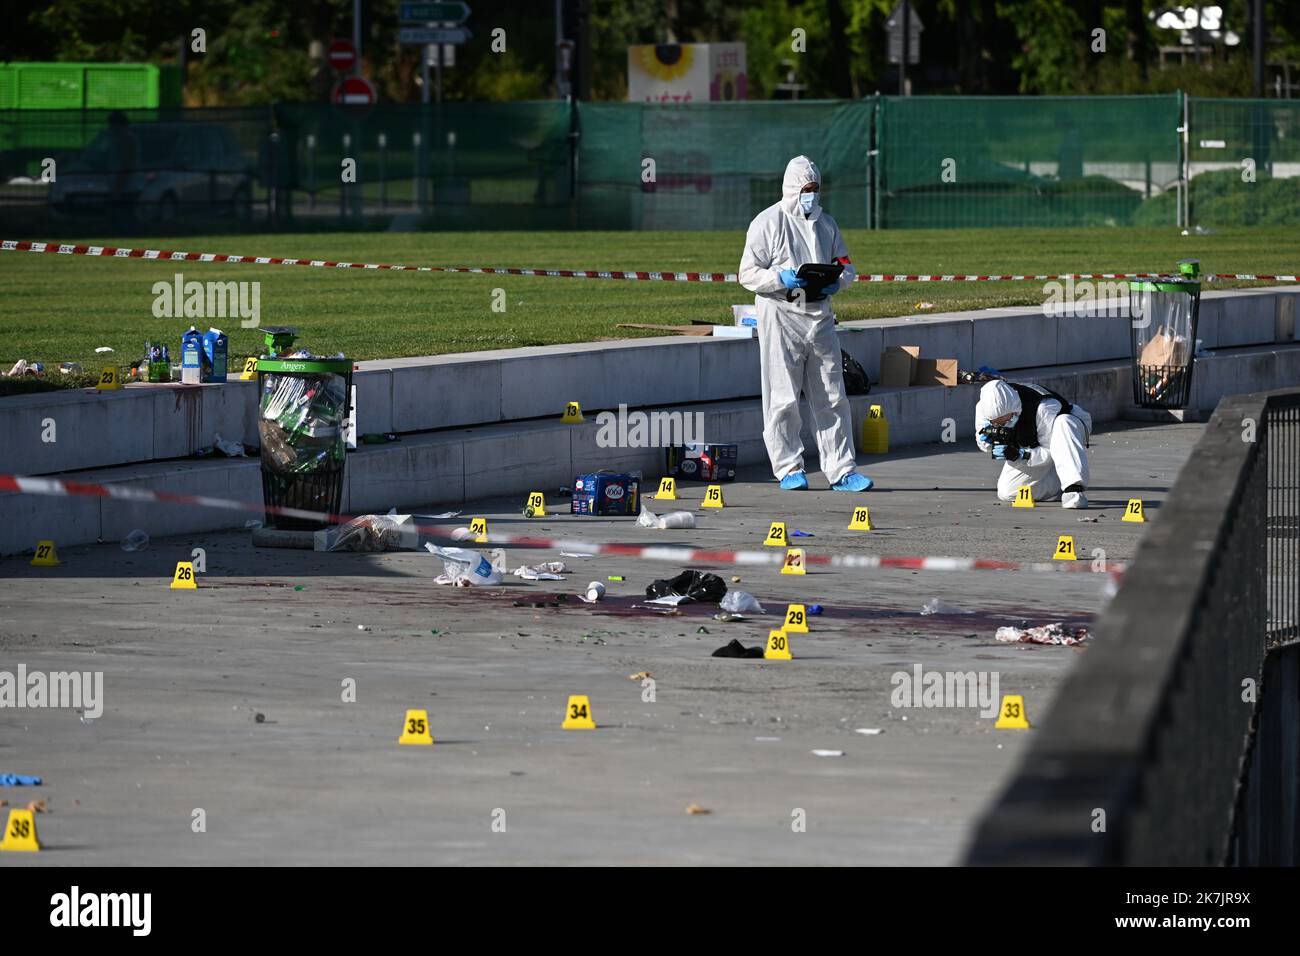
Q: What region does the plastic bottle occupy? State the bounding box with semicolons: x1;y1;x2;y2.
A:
120;529;150;552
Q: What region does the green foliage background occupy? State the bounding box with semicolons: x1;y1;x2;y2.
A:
5;1;1299;103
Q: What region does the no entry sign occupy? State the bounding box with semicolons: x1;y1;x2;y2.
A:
332;75;376;110
327;39;357;72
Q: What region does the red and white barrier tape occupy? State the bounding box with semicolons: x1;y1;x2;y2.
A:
0;472;1119;576
5;239;1295;284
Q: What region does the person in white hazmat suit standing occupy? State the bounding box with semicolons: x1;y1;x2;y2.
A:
738;155;874;492
975;379;1094;508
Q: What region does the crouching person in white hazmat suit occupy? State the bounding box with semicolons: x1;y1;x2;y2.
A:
975;380;1094;509
738;155;873;492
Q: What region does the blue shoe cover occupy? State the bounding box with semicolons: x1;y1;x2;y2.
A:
830;472;874;492
779;471;809;491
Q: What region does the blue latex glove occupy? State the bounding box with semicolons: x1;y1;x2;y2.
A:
779;268;806;290
0;774;43;786
991;445;1010;460
822;280;840;296
992;445;1024;462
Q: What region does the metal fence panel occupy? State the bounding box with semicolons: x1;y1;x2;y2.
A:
1186;98;1300;228
574;99;872;231
876;94;1183;229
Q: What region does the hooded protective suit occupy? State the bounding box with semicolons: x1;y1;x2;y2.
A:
975;380;1093;501
738;156;858;484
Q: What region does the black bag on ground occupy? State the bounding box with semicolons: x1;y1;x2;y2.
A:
645;570;728;603
712;639;765;659
842;350;871;395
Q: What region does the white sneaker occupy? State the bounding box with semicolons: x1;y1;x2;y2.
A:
1062;491;1089;510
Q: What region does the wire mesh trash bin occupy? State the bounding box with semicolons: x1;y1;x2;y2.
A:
256;355;353;530
1129;259;1201;409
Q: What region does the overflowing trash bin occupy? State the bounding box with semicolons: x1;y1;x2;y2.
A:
255;328;352;530
1129;259;1202;409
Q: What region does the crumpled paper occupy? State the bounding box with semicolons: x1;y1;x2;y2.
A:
995;622;1091;646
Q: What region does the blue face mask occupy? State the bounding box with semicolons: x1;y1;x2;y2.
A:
1006;413;1020;428
800;192;816;213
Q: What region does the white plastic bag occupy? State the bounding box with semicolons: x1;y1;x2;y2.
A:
213;433;246;457
920;598;973;616
424;544;506;586
637;504;697;530
720;590;765;614
316;515;418;552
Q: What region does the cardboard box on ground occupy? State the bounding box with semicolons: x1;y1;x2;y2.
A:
879;346;958;388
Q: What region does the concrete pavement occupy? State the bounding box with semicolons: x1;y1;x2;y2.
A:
0;421;1203;865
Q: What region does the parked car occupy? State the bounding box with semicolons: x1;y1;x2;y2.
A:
49;121;255;222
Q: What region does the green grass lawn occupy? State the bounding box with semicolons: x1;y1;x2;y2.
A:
1;225;1294;394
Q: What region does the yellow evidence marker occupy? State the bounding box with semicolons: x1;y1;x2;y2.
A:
1122;498;1146;523
656;476;678;500
994;695;1031;730
96;366;122;390
561;401;584;424
239;357;259;381
763;521;789;546
524;491;547;517
469;517;489;543
783;603;810;633
860;403;889;454
1012;485;1035;508
0;809;40;852
701;484;725;508
562;695;596;730
1053;535;1078;561
781;548;806;575
171;561;197;589
30;540;60;567
848;506;872;531
398;709;434;745
764;629;793;660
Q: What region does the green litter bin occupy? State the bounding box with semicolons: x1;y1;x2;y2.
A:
1129;259;1202;409
255;328;353;529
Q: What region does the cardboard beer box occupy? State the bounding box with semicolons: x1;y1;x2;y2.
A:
665;442;739;482
203;328;228;382
181;327;206;385
571;472;640;516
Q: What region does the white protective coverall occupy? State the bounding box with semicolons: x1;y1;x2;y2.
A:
738;156;858;483
975;381;1094;502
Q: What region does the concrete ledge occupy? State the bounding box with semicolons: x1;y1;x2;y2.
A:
6;287;1298;482
5;342;1298;556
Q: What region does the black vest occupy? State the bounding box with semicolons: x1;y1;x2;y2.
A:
1009;383;1072;449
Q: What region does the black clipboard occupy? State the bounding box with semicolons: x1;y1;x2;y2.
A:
785;262;844;302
